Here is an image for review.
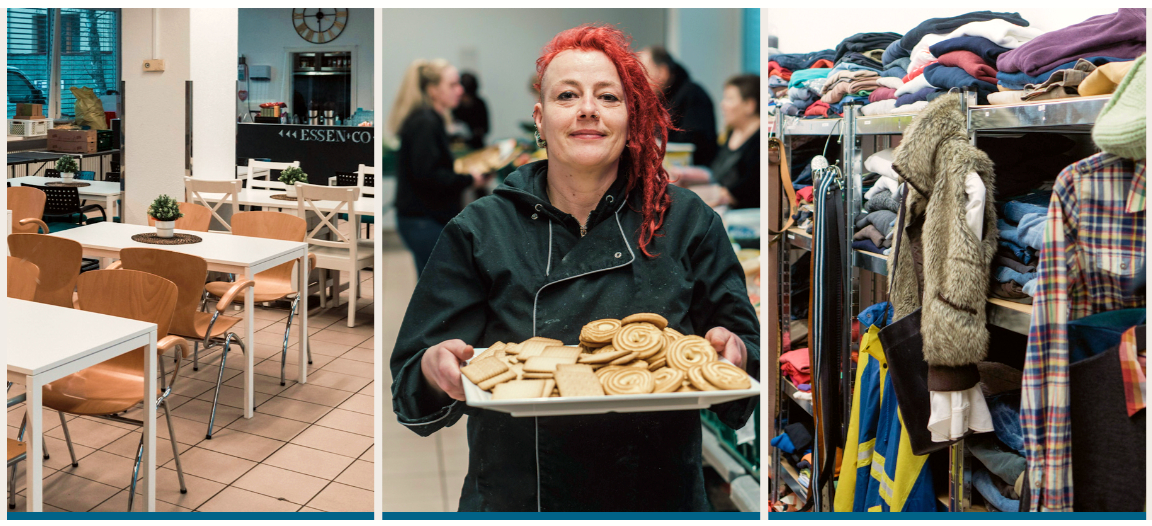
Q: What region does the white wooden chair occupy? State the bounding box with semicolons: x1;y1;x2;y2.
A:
295;183;372;327
184;177;242;233
242;160;300;191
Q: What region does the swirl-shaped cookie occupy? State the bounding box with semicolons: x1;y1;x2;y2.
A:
601;368;655;395
686;364;719;391
653;368;686;393
622;313;668;330
612;323;665;360
666;335;718;371
702;361;751;390
579;319;622;345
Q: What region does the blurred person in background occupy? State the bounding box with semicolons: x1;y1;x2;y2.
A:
669;74;761;209
453;72;490;150
389;59;490;276
639;46;718;166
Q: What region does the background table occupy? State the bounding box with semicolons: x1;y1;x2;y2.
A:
49;222;311;418
7;176;124;222
196;188;378;217
6;150;120;179
6;298;158;512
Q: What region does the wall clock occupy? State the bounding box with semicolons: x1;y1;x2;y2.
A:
292;8;348;44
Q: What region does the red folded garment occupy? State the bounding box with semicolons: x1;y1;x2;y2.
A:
804;101;833;118
796;186;814;203
810;59;834;69
869;87;898;102
781;348;811;385
936;51;998;85
902;60;937;83
768;60;793;81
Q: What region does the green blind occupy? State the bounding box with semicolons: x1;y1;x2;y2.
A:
743;8;760;74
6;8;52;119
58;8;119;118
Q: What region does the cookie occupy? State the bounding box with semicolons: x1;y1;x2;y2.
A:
647;357;667;371
503;342;522;355
523;355;578;373
556;363;594;374
542;379;556;397
517;340;552;359
594;365;626;379
461;357;510;385
523;372;554;379
541;346;583;360
612;323;665;360
626;360;648;368
621;313;668;330
702;361;751;390
666;335;718;371
477;370;518;391
471;342;503;362
525;336;563;346
686;364;719;391
509;362;525;380
608;351;639;365
578;346;631;364
653;368;686;393
602;368;656;395
580;319;622;345
555;366;606;397
492;380;547;400
676;384;700;392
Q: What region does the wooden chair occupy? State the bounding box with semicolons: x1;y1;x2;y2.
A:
204;211;315;386
114;248;253;439
241;159;300;191
7;234;83;308
147;202;213;232
184;177;241;233
43;269;191;512
6;186;50;234
7;257;40;301
296;183;371;328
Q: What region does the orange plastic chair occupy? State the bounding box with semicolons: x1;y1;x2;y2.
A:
203;211;314;386
115;247;253;439
147;202;213;232
7;234;83;308
42;269;191;511
7;186;50;234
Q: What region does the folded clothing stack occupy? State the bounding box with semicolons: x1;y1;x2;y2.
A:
780;348;811;386
991;199;1048;303
835;32;903;70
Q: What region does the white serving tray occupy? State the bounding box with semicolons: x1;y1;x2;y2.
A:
462;349;761;417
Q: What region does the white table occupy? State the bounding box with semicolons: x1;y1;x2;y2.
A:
6;298;158;512
195;188;378;217
7;176;124;222
49;222;311;417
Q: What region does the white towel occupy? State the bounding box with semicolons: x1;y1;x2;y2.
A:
895;73;935;97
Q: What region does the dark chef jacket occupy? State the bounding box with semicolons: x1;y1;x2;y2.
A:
389;159;761;512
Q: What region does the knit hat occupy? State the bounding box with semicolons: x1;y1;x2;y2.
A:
1093;55;1146;160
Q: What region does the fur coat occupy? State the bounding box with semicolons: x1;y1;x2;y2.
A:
888;95;999;391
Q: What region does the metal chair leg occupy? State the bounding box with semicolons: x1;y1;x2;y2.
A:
162;400;187;494
193;341;200;371
282;296;300;386
57;412;78;467
8;463;17;509
205;334;233;439
127;436;143;512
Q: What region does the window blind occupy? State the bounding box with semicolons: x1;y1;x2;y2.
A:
58;8;119;118
6;8;52;119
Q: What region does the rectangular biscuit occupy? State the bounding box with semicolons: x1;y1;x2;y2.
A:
556;363;594;374
524;336;564;346
491;380;547;400
523;355;579;373
523;372;554;379
541;346;582;360
461;356;510;385
542;379;556;397
477;370;517;391
555;367;606;397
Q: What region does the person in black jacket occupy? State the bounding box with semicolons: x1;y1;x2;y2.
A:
670;74;761;209
388;59;488;275
389;24;759;512
639;46;718;166
452;72;490;150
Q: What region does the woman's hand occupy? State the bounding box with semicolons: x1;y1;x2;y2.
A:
705;327;748;370
421;339;475;401
470;170;490;188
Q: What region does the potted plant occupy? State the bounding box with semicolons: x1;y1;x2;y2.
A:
279;166;308;197
56;155;78;181
148;194;183;238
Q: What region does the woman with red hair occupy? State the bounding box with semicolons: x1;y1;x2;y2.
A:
390;24;759;511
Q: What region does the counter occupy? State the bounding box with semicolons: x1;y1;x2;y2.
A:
236;123;373;185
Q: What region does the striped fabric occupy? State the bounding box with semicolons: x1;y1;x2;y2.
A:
1118;325;1146;418
1021;153;1146;512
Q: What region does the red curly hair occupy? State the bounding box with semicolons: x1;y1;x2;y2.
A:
535;24;673;258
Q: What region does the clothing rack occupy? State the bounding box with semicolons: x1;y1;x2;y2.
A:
769;94;1112;512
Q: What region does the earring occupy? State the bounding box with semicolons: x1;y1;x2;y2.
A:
534;124;547;148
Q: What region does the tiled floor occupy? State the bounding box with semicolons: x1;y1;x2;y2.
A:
378;233;470;512
7;267;376;513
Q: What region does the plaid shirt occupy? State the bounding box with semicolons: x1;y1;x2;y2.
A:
1118;325;1146;418
1021;153;1146;512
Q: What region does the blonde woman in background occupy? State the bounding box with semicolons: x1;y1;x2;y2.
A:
389;59;489;276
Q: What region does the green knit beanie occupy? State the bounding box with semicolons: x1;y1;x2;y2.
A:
1093;54;1146;160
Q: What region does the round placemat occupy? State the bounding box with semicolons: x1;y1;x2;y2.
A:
131;233;203;245
46;181;91;188
269;194;297;201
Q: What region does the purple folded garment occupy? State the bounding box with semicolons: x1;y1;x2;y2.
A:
895;86;935;107
870;87;898;102
997;9;1146;75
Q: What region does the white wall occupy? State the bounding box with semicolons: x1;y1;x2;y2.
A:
669;9;745;132
123;8;191;225
238;8;374;115
191;9;238;181
379;9;672;144
766;8;1121;54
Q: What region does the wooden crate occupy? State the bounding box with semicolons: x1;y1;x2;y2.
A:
48;129;97;154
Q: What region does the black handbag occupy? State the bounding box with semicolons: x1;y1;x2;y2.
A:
877;190;976;456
